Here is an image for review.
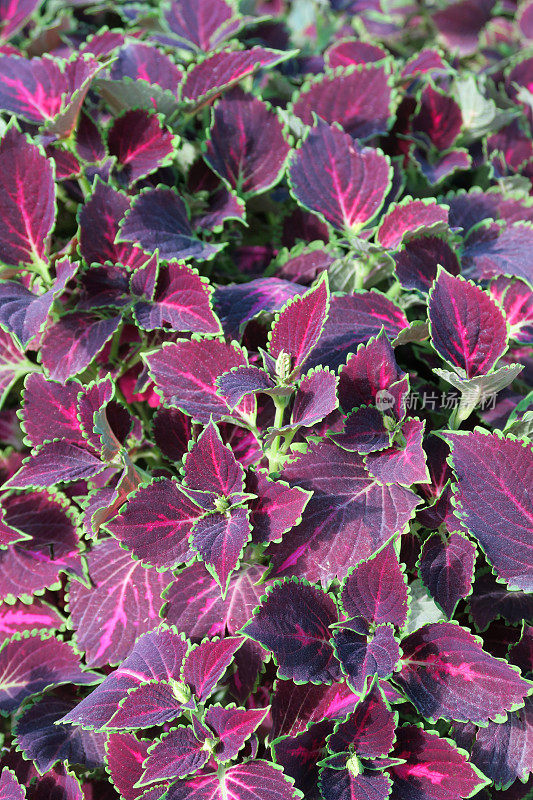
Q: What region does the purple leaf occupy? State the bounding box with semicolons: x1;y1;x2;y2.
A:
285;367;338;430
0;506;31;547
107;110;175;185
309;294;408;371
0;125;55;267
0;599;63;637
414;148;471;186
288;119;391;233
4;441;105;488
489;276;533;344
461;221;533;286
216;366;276;410
26;766;84;800
159;760;301;800
365;418;430;485
133;263;221;334
319;765;392;800
418;532;476;619
243;579;341;683
0;768;24;800
376;198;449;249
110;42;183;92
204;704;269;762
190;506;252;593
163;0;240;52
429;268;508;378
396;621;532;723
0;257;76;347
204;88;290;197
41;312;121;383
0;633;98;714
270;440;420;585
193;187;246;232
79;181;149;269
107;680;184;730
181;636;244;703
180;47;293;104
467;571;533;631
273;720;333;798
338;329;402;413
14;692;107;774
291;64;393;140
453;697;533;789
0;0;40;42
390;725;489;800
0;329;28;407
184;420;244;496
118;188;220;262
105;732;163;800
413;85;462;150
442;431;533;591
68;538;170;667
152;407;191;462
393;234;460;293
248;469;311;545
331;407;391;454
145;337;251;423
326;39;388;67
271;678;360;740
163;562;268;639
214;277;305;340
139;726;210;784
106;478;201;570
60;627;188;729
327;682;397;758
333;625;400;693
433;0;495;55
268;273;329;375
340;542;408;627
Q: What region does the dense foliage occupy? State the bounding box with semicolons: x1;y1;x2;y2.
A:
0;0;531;798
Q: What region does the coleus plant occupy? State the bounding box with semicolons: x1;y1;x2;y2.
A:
0;0;531;799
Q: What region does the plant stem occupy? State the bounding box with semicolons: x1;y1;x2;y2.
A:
268;396;289;473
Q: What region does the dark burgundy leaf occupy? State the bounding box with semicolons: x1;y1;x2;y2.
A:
509;626;533;676
393;234;460;293
79;181;149;269
248;469;311;545
418;532;476;619
270;439;419;585
107;110;175;184
106;478;201;570
243;578;341;683
489;277;533;344
0;599;63;637
41;312;121;383
340;542;408;627
415;148;471;186
376;198;449;250
401;48;447;78
327;682;396;758
268;273;329;374
26;766;84;800
118;188;220;262
428;268;508;378
413;85;462;151
396;621;531;723
163;0;240;52
204;704;269;761
145;337;251;423
110;42;183;92
204;88;290;197
337;329;402;413
0;330;29;407
292;64;393;139
152;406;191;463
270;679;360;739
331;407;391;455
107;680;184;730
14;692;107;774
180;47;292;104
333;624;400;693
0;633;98;714
461;221;533;286
4;441;105;488
283;367;338;430
194;188;246;232
184;420;244;496
272;720;333;797
319;765;392;800
181;636;244;703
160;760;301;800
68;538;170;667
134;262;221;334
364;418;430;485
139;726;209;784
288;119;391;233
216;366;276;410
190;506;252;593
309;294;408;371
433;0;495;55
467;571;533;631
0;125;55;267
0;768;24;800
61;627;188;728
105;732;162;800
214;278;305;340
442;431;533;592
0;0;40;42
326;39;388;67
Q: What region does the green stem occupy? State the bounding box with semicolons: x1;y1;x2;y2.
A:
268;396;289;473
